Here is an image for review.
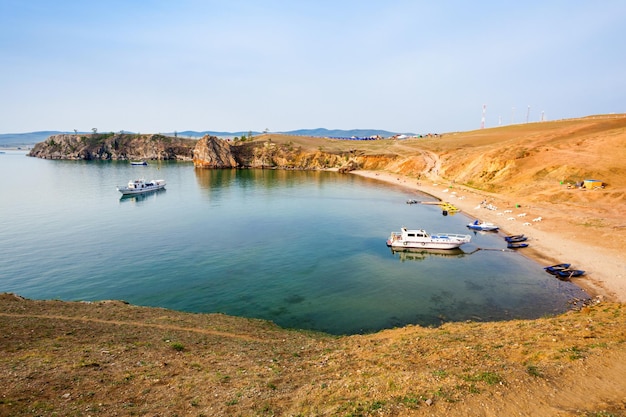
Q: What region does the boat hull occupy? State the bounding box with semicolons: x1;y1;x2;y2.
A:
117;179;166;195
507;242;529;249
387;240;466;250
467;224;499;231
544;263;571;275
555;269;585;280
386;228;471;250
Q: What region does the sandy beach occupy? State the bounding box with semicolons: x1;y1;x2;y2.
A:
352;169;626;303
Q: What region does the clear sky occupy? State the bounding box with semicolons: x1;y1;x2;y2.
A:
1;1;625;134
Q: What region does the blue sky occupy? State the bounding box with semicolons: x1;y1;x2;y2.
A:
1;1;624;134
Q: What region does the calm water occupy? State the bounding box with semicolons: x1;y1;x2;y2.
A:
0;150;588;334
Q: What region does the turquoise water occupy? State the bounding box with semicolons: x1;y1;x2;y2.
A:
0;151;588;334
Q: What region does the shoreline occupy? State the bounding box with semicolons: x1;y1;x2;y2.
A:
351;169;626;303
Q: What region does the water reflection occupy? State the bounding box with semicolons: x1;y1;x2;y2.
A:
119;188;166;204
390;247;466;262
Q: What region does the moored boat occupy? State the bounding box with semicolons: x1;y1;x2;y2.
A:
386;227;471;250
131;161;148;166
507;242;529;249
467;220;499;231
504;234;527;243
117;178;166;195
555;269;585;280
544;263;571;275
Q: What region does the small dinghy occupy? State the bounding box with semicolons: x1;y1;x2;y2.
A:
504;234;527;243
555;269;585;280
544;263;571;275
507;242;529;249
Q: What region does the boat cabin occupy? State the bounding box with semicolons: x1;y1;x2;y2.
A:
401;228;430;238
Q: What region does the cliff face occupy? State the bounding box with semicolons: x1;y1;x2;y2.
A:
28;133;196;161
193;136;355;170
28;132;361;172
192;136;238;168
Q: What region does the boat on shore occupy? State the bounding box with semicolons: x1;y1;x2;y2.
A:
507;242;529;249
386;227;471;250
555;269;585;280
544;263;571;275
117;179;166;195
467;220;499;231
504;234;527;243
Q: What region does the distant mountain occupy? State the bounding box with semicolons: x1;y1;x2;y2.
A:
175;128;412;139
1;128;414;146
0;131;70;147
175;130;262;138
281;128;413;138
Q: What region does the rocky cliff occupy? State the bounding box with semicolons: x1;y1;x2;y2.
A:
192;136;357;170
27;133;359;171
28;133;196;161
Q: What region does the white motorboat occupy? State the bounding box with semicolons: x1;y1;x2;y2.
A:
386;227;471;250
466;220;499;231
117;179;166;195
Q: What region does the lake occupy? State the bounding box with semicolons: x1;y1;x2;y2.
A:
0;150;589;334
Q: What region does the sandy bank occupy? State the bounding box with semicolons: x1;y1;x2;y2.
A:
351;170;626;303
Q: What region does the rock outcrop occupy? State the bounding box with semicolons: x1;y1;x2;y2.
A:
192;137;352;170
28;133;195;161
192;136;239;168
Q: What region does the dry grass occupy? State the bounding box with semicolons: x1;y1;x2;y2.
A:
1;294;625;416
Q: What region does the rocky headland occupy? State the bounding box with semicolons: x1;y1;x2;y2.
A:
28;133;357;171
27;133;196;161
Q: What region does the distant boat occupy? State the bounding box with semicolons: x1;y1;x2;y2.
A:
131;161;148;166
466;220;499;231
386;227;471;250
117;179;166;195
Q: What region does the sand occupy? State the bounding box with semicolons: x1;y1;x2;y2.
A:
351;170;626;303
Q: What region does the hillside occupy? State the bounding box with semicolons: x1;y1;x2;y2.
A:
257;115;626;254
1;294;624;416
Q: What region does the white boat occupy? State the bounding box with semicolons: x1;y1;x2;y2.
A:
386;227;471;250
117;179;166;195
466;220;499;231
130;161;148;166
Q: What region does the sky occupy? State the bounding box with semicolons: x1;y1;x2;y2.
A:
1;1;625;134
